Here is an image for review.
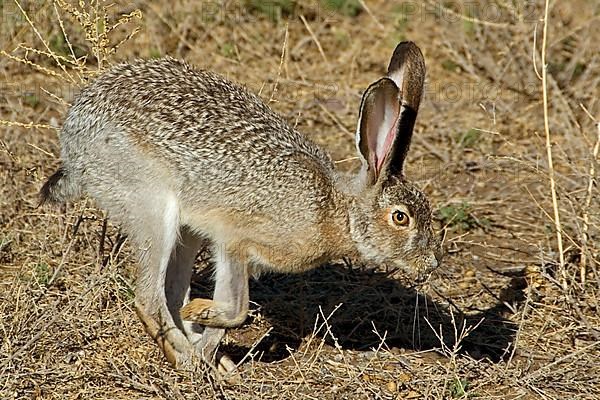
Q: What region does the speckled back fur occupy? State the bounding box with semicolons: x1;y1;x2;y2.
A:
68;57;335;210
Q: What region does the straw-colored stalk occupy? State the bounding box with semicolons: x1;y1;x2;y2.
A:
580;119;600;284
540;0;567;290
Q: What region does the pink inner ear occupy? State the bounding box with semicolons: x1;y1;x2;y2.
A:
375;115;400;173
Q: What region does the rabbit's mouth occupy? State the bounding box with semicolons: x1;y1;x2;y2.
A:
392;252;441;284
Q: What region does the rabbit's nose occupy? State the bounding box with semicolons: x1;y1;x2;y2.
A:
424;252;441;273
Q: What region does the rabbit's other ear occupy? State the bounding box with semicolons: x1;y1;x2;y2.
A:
356;77;401;185
381;41;425;179
387;41;426;112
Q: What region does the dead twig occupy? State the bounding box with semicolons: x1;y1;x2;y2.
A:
299;15;329;67
538;0;567;290
578;105;599;285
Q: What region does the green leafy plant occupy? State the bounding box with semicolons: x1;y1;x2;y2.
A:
33;262;52;286
442;59;461;73
49;32;70;57
439;202;479;231
449;377;471;398
24;93;40;108
322;0;361;17
0;235;12;253
219;42;236;59
116;274;135;302
148;47;161;59
462;19;475;36
458;128;481;148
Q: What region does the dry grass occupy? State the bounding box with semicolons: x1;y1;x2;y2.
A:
1;0;599;398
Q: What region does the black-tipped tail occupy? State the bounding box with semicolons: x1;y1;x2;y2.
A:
39;167;76;207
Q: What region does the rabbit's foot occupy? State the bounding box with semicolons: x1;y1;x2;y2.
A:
216;352;241;383
217;353;237;373
181;298;245;328
135;301;198;369
180;298;223;325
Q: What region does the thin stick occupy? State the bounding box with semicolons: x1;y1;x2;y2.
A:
299;15;329;66
0;50;63;78
532;23;542;80
579;105;600;285
334;156;359;164
0;119;57;131
97;215;108;268
269;24;289;104
53;2;80;70
318;103;352;136
234;327;273;369
540;0;567;290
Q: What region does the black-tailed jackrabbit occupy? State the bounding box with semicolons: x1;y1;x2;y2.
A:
40;41;442;373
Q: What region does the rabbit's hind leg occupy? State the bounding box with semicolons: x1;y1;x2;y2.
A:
130;192;196;369
165;226;206;346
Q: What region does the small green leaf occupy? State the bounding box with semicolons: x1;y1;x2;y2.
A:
458;128;481;148
439;202;478;232
34;262;52;286
219;42;236;59
322;0;361;17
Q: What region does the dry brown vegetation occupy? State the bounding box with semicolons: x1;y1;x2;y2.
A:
1;0;599;398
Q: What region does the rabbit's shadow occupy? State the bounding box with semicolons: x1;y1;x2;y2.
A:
191;263;524;365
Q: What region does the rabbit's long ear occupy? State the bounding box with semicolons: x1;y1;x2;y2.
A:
384;41;425;177
356;77;401;185
356;41;425;186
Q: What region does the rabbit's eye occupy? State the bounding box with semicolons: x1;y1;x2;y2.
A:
391;210;410;227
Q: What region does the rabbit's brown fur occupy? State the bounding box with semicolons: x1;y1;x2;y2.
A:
40;42;442;373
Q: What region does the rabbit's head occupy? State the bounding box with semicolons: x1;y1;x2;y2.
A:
348;42;442;282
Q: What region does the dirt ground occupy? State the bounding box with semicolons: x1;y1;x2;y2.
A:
1;1;599;399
